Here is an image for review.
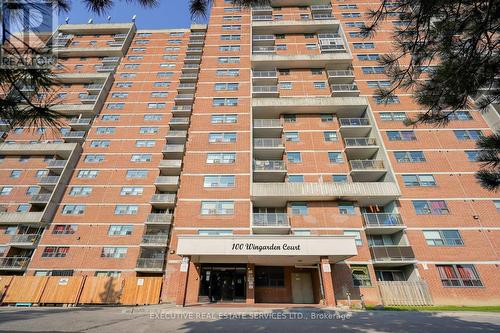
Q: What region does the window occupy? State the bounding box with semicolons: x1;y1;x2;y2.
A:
160;63;176;68
90;140;110;148
284;114;296;123
342;12;361;18
437;264;482;287
154;81;170;87
328;152;343;163
95;271;121;277
209;132;237;143
135;140;156;148
198;230;233;236
42;247;69;258
77;170;98;178
214;83;239;91
96;127;115;134
367;80;391;88
201;201;234;215
313;81;326;89
62;205;85;215
353;42;375;49
423;230;463;246
394;151;426;163
114;205;139;215
351;265;372;286
101;247;127;258
130;154;152;162
69;186;92;196
140;127;159;134
151;92;168;98
362;66;385;74
157;72;173;78
447;111;473;121
52;225;77;235
345;22;365;28
213;98;238;106
324;131;338;142
206;152;236;164
5;227;17;235
380;112;406;121
36;170;48;178
454;130;482;140
16;204;30;212
285;132;299;142
220;34;240;40
291;202;307;215
84;154;105;163
413;200;449;215
494;200;500;213
126;170;148;179
374;96;400;104
255;267;284;288
162;55;177;60
339;203;355;215
280;82;292;89
216;69;239;77
222;25;241;30
219;45;241;52
288;175;304;183
204;175;235;188
402;174;436;187
127;55;143;60
222;15;241;21
357;54;380;61
344;231;362;246
211;114;237;124
108;225;133;236
144;114;163;121
387;131;416;141
332;175;348;183
124;64;139;69
102;115;120;121
276;44;287;50
120;187;144;196
287;152;301;163
321;114;334;122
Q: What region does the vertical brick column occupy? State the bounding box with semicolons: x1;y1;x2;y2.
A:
320;257;336;307
175;256;190;306
246;263;255;304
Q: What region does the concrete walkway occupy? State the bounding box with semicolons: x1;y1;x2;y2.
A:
0;304;499;332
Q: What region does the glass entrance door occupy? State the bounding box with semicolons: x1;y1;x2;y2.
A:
199;264;246;303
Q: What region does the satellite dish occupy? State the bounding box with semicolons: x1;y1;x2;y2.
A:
107;16;111;21
88;19;93;24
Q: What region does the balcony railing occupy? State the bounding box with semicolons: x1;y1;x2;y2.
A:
369;245;415;262
95;65;116;72
253;86;278;93
47;159;67;167
0;257;30;269
86;83;104;90
136;258;164;269
320;44;346;52
10;234;40;244
38;176;60;184
350;160;385;170
253;35;275;42
363;213;404;227
253;46;276;54
253;71;278;79
254;138;283;148
146;213;173;224
151;194;176;203
169;117;190;124
252;15;273;21
327;70;354;77
340;118;370;126
155;176;179;184
254;160;285;171
332;84;359;92
312;14;335;20
30;193;51;202
114;33;127;39
253;119;281;127
311;4;332;11
80;95;97;102
62;131;85;138
142;234;169;244
318;33;342;39
253;213;289;227
344;138;377;147
102;56;120;62
69;117;92;125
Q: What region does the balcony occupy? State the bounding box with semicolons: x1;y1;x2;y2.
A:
188;39;204;46
141;234;169;247
47;159;67;174
79;94;98;103
190;31;206;39
252;70;278;84
0;257;30;271
339;118;372;137
162;144;185;159
135;258;164;272
185;56;201;64
68;117;92;130
0;211;43;225
174;94;195;105
172;105;192;116
312;13;335;20
252;213;290;234
253;35;276;45
102;56;120;63
95;65;116;73
331;83;360;97
38;175;60;188
8;234;40;248
252;6;272;14
51;103;95;116
61;130;86;143
158;159;182;175
253;46;276;54
253;160;287;182
350;160;386;182
327;70;355;84
344;137;379;159
186;47;203;55
0;142;77;158
166;130;187;144
252;85;279;98
145;213;173;225
150;193;176;209
113;33;127;39
29;193;51;205
182;64;200;73
177;83;196;92
168;117;190;130
363;213;406;234
252;181;400;206
86;83;104;92
154;176;179;191
252;15;273;21
311;4;332;12
252;52;351;70
253;119;282;137
252;17;340;34
320;44;346;53
369;245;416;266
180;73;198;82
253;138;284;159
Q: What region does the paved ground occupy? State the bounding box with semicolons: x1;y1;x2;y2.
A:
0;304;499;333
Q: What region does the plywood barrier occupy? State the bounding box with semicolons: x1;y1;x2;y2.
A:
79;277;124;304
2;276;49;304
120;277;162;305
39;276;85;304
378;280;433;306
0;276;14;303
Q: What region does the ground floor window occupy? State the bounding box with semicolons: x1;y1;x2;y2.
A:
351;265;372;286
437;264;483;287
255;266;285;288
95;271;121;277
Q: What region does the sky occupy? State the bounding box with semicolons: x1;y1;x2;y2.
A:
57;0;208;29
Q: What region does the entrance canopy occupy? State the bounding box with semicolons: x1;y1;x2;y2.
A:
176;235;358;266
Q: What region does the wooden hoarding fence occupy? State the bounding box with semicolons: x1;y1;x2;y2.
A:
2;276;49;304
78;277;124;304
378;280;433;306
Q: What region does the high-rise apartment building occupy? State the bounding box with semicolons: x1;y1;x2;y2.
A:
1;0;499;307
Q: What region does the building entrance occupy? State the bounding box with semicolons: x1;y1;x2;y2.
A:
199;264;246;303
